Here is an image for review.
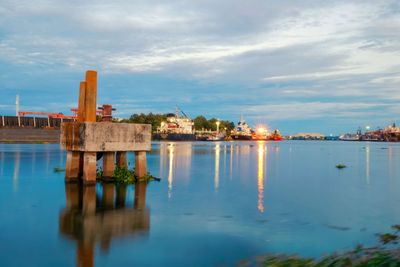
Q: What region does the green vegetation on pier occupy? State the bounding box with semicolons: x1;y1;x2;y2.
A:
96;166;160;184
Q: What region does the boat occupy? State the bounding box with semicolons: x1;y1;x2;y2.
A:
270;129;283;141
153;108;196;141
231;117;253;140
339;128;361;141
207;132;225;141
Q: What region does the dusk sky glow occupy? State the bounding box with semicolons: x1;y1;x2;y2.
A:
1;0;399;134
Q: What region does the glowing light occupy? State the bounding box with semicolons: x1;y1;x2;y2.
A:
257;127;265;134
216;120;221;133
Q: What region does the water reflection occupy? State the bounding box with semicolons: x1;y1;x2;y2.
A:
159;143;192;198
214;143;220;191
365;145;370;184
13;151;20;192
59;183;149;267
257;142;266;213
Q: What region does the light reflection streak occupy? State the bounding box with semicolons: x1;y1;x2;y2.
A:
0;151;4;177
13;151;20;192
168;144;174;199
257;142;266;213
365;145;370;185
229;144;233;180
214;143;220;191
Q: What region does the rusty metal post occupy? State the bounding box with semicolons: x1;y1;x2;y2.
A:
135;151;147;178
78;82;86;122
85;71;97;122
101;104;113;122
82;71;97;185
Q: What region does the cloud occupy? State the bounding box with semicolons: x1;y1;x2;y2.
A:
0;0;399;133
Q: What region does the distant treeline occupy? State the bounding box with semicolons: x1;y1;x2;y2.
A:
121;113;235;132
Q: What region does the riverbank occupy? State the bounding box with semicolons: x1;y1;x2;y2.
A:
0;127;60;143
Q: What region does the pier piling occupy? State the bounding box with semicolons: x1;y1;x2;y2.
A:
61;70;151;185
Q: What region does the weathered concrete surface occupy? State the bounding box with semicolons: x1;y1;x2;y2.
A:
61;122;151;152
83;152;97;185
135;151;147;178
102;152;115;178
65;151;82;182
116;151;127;168
0;128;60;143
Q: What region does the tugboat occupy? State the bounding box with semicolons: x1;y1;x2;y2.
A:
231;117;253;140
270;129;283;141
153;108;196;141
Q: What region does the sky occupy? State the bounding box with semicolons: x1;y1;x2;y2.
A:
0;0;399;135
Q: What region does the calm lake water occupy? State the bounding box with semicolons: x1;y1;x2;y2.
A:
1;141;400;266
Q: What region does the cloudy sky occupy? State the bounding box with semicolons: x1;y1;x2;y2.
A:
0;0;399;134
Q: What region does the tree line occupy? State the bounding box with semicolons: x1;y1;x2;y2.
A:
120;113;235;133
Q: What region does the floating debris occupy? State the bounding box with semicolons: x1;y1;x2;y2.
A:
53;167;66;173
325;224;350;231
336;164;347;169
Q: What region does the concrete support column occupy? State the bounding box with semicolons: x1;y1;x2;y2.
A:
18;116;21;127
135;151;147;178
83;152;97;185
65;151;82;182
102;152;115;180
2;116;5;127
33;117;36;127
116;152;127;169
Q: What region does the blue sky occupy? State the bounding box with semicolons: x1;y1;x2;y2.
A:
0;0;399;134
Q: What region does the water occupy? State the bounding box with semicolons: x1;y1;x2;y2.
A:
1;141;400;266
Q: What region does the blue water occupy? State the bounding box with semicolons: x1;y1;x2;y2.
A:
1;141;400;266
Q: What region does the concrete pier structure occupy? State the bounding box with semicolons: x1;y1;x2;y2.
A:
61;70;151;185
